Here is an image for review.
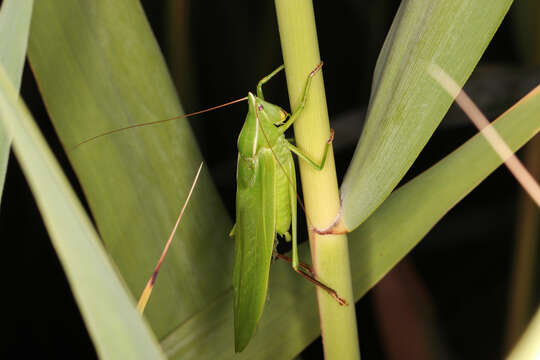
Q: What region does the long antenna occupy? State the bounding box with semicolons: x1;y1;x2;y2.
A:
72;97;248;149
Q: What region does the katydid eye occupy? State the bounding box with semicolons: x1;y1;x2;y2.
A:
257;104;264;111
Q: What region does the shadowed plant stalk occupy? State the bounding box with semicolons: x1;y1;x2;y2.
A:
506;1;540;350
505;135;540;353
274;1;360;358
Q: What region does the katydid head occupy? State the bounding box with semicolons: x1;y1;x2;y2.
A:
237;93;288;157
250;93;288;126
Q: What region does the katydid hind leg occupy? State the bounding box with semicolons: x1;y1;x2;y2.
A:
285;159;346;306
275;253;313;275
289;161;299;271
294;265;347;306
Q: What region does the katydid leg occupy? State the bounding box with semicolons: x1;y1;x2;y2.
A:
274;253;313;275
294;265;347;306
286;159;346;306
256;65;285;99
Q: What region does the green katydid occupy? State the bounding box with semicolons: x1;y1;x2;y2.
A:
75;62;346;353
229;62;346;352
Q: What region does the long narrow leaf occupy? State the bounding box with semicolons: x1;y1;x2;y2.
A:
0;64;165;359
340;0;513;230
0;0;33;202
28;0;232;339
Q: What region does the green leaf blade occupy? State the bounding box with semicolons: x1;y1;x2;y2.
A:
0;64;165;360
340;0;513;230
349;86;540;298
27;0;232;341
0;0;33;202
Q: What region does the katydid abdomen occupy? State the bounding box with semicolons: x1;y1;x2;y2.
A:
273;139;295;237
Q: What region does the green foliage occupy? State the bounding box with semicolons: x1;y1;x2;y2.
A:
0;0;33;201
340;0;513;230
28;0;231;341
0;64;166;359
5;0;540;358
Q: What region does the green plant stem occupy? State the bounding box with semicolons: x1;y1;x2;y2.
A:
274;1;360;359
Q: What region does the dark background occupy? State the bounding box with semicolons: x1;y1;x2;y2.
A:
1;1;538;358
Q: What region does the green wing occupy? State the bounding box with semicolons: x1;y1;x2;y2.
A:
233;149;276;352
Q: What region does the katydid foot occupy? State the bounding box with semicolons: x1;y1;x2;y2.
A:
275;253;347;306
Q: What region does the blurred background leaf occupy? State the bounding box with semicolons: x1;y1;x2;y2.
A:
0;63;166;359
0;0;33;202
505;0;540;352
508;306;540;359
